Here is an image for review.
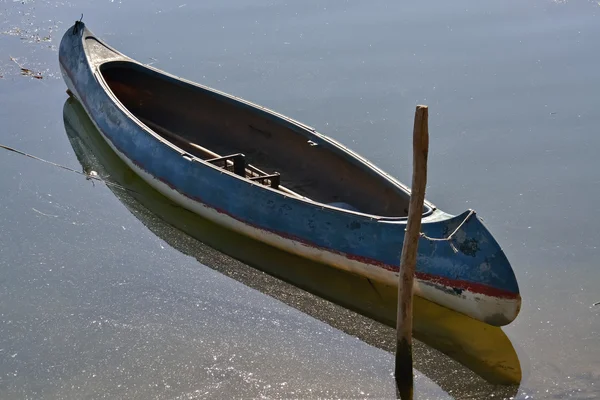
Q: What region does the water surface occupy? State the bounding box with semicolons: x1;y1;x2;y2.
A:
1;0;599;398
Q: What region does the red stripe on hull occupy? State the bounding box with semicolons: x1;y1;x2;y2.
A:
415;272;519;300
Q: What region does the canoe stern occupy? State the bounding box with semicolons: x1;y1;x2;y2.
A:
416;210;521;325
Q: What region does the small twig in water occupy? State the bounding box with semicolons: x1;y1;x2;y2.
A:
9;56;43;79
0;142;133;193
32;208;58;218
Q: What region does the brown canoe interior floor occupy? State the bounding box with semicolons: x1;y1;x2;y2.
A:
100;62;411;217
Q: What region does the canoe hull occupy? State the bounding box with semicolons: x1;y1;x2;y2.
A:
59;22;521;326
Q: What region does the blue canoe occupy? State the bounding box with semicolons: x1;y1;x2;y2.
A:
59;22;521;326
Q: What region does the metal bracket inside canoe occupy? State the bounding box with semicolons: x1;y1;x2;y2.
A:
206;154;280;189
206;153;246;177
249;172;280;189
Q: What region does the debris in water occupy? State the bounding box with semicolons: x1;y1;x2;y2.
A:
2;26;53;44
10;56;43;79
32;208;58;218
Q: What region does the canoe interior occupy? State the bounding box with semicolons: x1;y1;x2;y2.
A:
100;61;414;217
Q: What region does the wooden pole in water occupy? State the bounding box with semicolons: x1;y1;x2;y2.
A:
395;105;429;400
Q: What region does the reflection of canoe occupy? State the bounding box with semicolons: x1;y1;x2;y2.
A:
59;21;520;326
63;97;522;390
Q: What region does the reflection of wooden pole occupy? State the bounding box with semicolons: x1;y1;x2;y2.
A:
395;105;429;400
